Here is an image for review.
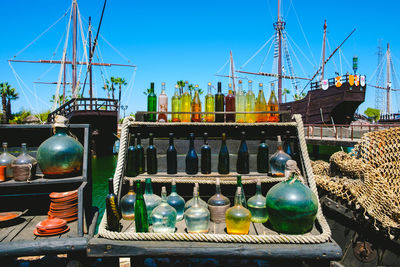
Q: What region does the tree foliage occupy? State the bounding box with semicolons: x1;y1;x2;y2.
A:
364;107;380;122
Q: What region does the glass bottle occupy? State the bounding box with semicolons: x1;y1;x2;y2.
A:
120;179;136;220
283;138;293;158
247;179;268;223
106;178;121;231
12;143;38;181
225;83;235;122
143;178;161;224
151;186;177;233
125;134;138;177
184;183;208;210
147;82;157;122
214;82;225;122
236;131;249;174
207;178;231;223
191;85;202;122
185;133;198;175
218;133;229;174
0;142;16;179
245;80;256;123
257;131;269;173
235;80;246;123
201;132;211;174
146;133;157;174
158;82;168;122
184;186;210;233
134;180;149;232
267;83;280;122
269;136;292;177
167;179;185;221
236;175;246;207
255;83;267;122
180;81;191;122
205;82;215;122
136;133;145;174
166;133;177;174
171;84;181;122
225;187;251;235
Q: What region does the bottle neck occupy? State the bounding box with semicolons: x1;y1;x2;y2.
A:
174;87;179;96
145;180;153;195
137;136;141;145
238;83;243;93
161;190;167;202
215;183;221;195
237;176;242;187
129;181;135;193
129;135;135;147
248;82;253;92
203;134;208;145
277;142;283;151
207;85;212;95
21;144;27;154
228;89;233;95
217;83;222;94
171;183;177;193
55;127;68;135
256;182;262;195
221;134;226;145
149;136;154;146
169;136;174;146
189;135;195;149
108;179;114;195
193;189;199;206
234;187;242;206
2;143;7;153
136;181;143;199
150;83;155;94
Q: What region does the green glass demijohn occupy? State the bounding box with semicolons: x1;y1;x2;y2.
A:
37;116;83;178
265;172;318;234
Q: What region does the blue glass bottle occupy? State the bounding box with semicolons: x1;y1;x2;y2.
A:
166;133;177;174
201;132;211;174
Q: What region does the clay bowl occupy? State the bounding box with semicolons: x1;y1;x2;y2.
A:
36;215;67;230
34;226;70;236
49;190;78;199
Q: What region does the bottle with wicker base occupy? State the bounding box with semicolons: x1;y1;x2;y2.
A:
207;178;230;223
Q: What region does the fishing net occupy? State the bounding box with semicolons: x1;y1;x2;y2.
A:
313;127;400;230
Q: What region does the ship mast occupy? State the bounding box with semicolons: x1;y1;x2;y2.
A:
274;0;285;104
72;0;77;96
386;43;391;114
320;20;327;81
230;50;236;92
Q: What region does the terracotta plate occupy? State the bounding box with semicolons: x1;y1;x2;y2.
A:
34;226;70;236
49;190;78;199
0;209;28;223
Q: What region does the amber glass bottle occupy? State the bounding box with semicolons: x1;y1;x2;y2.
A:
191;85;202;122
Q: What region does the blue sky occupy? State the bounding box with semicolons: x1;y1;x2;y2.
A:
1;0;400;115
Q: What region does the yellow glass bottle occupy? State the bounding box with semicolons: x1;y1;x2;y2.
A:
191;85;202;122
205;82;215;122
180;81;191;122
268;83;280;122
225;187;251;235
171;84;181;122
235;80;246;123
245;80;256;123
255;83;267;122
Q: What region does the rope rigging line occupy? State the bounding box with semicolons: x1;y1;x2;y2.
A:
215;58;230;75
339;49;343;75
239;35;274;70
76;6;89;96
285;32;316;70
258;36;275;73
326;38;339;75
121;67;137;107
285;36;308;81
369;53;386;83
50;24;68;62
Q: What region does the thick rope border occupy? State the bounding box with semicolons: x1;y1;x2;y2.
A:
100;115;331;244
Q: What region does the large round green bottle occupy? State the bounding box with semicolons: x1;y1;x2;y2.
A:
37;123;83;178
266;174;318;234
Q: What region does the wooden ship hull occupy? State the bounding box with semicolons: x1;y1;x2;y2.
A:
280;76;366;124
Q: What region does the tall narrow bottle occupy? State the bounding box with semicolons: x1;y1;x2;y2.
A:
134;180;149;232
207;178;231;223
125;134;138;177
166;133;177;174
147;82;157;122
215;82;225;122
205;82;215;122
184;187;210;233
225;187;251;235
171;84;181;122
237;131;249;174
255;83;267;122
180;81;191;122
257;131;269;173
136;133;145;174
167;179;185;221
185;133;198;175
185;183;208;210
269;136;292;177
218;132;229;174
143;178;161;224
201;132;211;174
151;186;177;233
106;178;121;231
236;175;246;207
235;80;246;123
268;83;280;122
283;138;293;158
247;179;268;223
158;82;168;122
120;179;136;220
246;80;256;123
146;133;157;174
191;85;202;122
0;142;16;179
225;83;235;122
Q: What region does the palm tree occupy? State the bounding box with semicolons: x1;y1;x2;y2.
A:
176;80;185;95
0;83;17;124
110;77;117;99
6;87;19;120
282;88;290;103
113;77;127;111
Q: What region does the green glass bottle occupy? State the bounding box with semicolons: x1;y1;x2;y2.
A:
247;179;268;223
146;133;157;174
125;134;138;177
215;82;225;122
237;131;249;174
143;178;161;224
147;82;157;122
180;81;191;122
218;133;229;174
166;133;177;174
225;187;251;235
257;131;269;173
201;132;211;174
236;175;246;207
106;178;121;231
167;179;185;221
205;82;215;122
171;85;181;122
134;180;149;232
185;133;198;175
235;80;246;123
120;179;136;220
136;133;145;174
246;80;256;123
151;186;177;233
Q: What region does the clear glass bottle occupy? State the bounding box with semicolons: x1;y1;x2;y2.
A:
184;186;210;233
166;133;177;174
143;178;161;224
267;83;280;122
269;136;292;177
136;133;145;174
257;131;269;173
106;178;121;231
167;179;185;221
235;80;246;123
134;180;149;232
0;142;16;179
120;179;136;220
225;187;252;235
255;83;267;122
205;82;215;122
191;85;202;122
185;133;198;175
247;179;268;223
184;183;207;210
201;132;211;174
12;143;37;181
171;84;181;122
158;82;168;122
245;80;256;123
214;82;225;122
207;178;231;223
180;81;191;122
236;175;246;207
151;186;177;233
147;82;157;122
146;133;157;174
225;83;235;122
236;131;249;174
218;133;229;174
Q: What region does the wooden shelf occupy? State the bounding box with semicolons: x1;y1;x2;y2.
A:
0;175;84;188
